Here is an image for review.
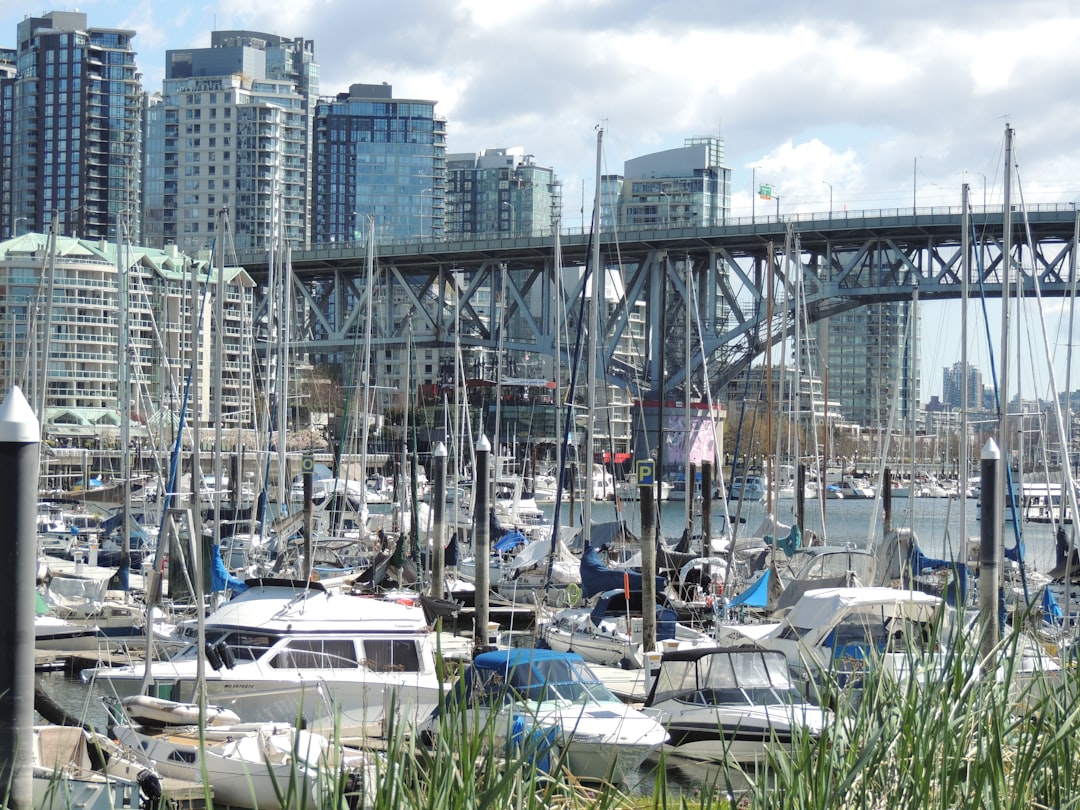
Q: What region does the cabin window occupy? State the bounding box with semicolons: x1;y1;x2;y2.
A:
209;631;275;662
270;639;359;670
362;639;421;672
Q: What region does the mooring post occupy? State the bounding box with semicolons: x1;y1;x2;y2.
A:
0;386;40;809
640;468;657;656
430;442;447;599
473;435;491;654
979;438;1001;655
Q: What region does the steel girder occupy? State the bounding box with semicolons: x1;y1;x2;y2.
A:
237;206;1080;402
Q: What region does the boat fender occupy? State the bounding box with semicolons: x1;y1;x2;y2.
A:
205;642;223;671
215;640;237;670
565;583;581;607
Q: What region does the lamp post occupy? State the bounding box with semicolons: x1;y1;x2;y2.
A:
978;172;987;209
502;201;515;237
822;181;833;218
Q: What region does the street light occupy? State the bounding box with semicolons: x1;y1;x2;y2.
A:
822;181;833;218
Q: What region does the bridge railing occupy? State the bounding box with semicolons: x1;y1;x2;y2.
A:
299;202;1076;256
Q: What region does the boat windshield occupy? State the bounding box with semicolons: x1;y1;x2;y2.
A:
475;657;620;705
650;650;804;707
204;631;278;662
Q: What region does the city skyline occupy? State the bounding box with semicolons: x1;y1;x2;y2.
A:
3;3;1080;401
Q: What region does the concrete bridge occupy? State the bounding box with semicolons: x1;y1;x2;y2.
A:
236;203;1080;400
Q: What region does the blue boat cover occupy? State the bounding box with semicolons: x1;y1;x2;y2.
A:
579;545;665;599
726;569;770;609
494;529;529;554
765;525;802;556
210;545;249;594
586;588;678;640
1041;585;1064;623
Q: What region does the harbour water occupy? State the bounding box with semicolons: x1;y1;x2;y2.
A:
558;493;1062;572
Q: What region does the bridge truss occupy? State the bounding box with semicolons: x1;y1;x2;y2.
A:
238;205;1080;402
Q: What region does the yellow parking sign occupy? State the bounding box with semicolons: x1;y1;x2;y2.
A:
636;460;655;486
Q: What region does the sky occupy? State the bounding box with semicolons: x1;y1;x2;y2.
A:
4;1;1080;403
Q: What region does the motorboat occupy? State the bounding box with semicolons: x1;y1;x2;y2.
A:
32;724;160;810
727;475;768;504
82;579;445;737
831;479;875;499
642;646;830;774
717;586;948;701
34;612;105;652
113;696;374;810
423;648;668;784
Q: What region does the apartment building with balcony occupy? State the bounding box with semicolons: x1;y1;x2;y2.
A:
0;230;254;444
1;11;143;242
143;30;316;252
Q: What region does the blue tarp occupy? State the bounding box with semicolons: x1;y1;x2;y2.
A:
765;525;802;556
1042;585;1064;623
726;569;771;609
210;545;249;594
494;529;529;554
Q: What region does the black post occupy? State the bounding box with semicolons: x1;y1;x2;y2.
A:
640;468;657;655
0;387;40;809
701;462;713;558
473;435;491;654
980;438;1000;655
882;467;892;536
303;452;313;580
796;464;806;535
430;442;447;599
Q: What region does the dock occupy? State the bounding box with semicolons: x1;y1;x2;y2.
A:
590;664;648;704
159;776;211;809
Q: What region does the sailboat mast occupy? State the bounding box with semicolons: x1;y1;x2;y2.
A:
684;257;693;534
277;237;291;514
995;125;1013;578
583;128;603;536
959;183;970;549
212;209;226;558
116;214;132;589
358;215;377;519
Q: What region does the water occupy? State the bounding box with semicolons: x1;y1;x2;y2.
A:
550;494;1061;572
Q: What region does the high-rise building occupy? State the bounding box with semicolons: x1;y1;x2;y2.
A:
942;361;982;411
1;12;142;241
143;30;317;251
312;83;445;244
826;300;920;432
445;147;559;239
605;136;731;231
